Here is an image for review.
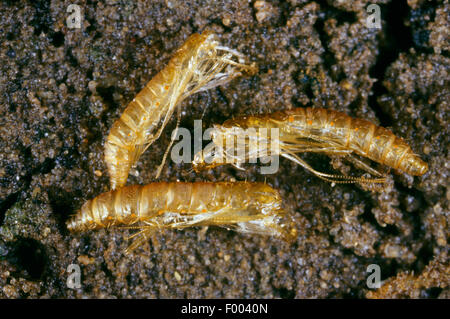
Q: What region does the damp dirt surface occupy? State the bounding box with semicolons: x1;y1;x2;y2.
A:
0;0;448;298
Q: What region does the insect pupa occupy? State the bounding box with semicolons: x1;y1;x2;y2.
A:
67;182;296;253
104;31;257;189
193;107;428;185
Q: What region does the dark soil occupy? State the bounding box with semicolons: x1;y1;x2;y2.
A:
0;0;448;298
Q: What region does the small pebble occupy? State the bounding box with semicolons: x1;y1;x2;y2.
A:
222;17;231;26
94;170;103;177
78;255;95;265
254;1;274;23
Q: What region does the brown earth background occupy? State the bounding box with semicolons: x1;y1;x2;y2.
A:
0;0;448;298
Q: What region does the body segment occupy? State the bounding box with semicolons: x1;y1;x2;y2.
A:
193;107;428;184
105;31;257;189
67;182;295;252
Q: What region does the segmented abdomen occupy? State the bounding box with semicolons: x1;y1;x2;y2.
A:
222;107;428;176
66;182;291;240
104;31;257;189
104;33;207;190
286;108;427;176
104;67;175;190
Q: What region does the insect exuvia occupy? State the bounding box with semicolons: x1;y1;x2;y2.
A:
67;182;296;253
104;30;257;189
193;107;428;184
